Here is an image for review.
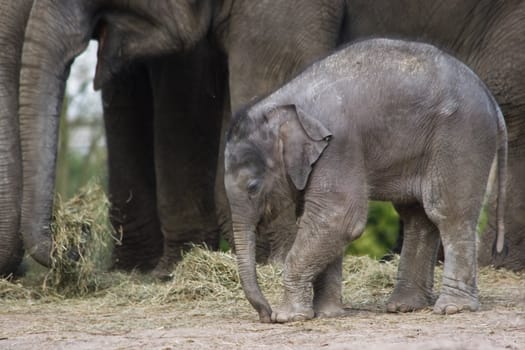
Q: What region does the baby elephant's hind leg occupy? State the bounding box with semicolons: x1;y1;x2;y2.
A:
425;144;492;314
313;255;348;318
387;204;440;312
430;216;480;314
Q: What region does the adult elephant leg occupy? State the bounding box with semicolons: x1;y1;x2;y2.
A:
103;65;163;271
469;5;525;271
0;0;33;275
149;46;226;279
222;0;345;263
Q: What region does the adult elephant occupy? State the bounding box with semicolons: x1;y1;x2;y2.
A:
18;0;345;277
16;0;525;276
0;0;33;276
101;43;227;275
343;0;525;271
0;0;225;276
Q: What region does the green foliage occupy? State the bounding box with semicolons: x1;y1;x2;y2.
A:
347;201;400;259
219;235;231;253
477;204;489;236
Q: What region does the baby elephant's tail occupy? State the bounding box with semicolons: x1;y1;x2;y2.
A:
493;104;508;255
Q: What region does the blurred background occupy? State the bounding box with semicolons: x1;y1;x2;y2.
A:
60;41;400;259
58;41;106;199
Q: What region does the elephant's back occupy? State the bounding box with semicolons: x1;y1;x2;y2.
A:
272;38;452;102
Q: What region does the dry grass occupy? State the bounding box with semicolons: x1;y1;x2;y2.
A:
44;181;116;296
1;184;524;350
0;182;523;317
4;244;522;311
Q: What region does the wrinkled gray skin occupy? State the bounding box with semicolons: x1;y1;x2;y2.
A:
17;0;344;276
225;39;508;323
347;0;524;271
10;0;525;277
0;0;33;276
19;2;228;275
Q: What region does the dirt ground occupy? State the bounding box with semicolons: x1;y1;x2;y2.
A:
1;303;524;350
0;253;523;350
1;299;523;350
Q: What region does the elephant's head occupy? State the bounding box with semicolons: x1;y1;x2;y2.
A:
224;103;331;321
18;0;224;266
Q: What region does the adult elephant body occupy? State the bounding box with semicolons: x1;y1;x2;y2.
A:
101;45;227;274
15;0;525;274
18;0;345;275
0;0;33;275
344;0;525;270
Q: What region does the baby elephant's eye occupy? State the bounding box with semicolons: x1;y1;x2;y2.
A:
246;179;261;195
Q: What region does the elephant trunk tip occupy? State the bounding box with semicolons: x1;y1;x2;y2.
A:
240;279;273;322
245;290;272;323
257;307;273;323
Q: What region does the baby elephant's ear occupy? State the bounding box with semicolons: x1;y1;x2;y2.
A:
280;105;332;190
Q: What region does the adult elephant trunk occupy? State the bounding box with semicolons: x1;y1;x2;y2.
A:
232;217;272;322
18;0;97;266
0;0;33;275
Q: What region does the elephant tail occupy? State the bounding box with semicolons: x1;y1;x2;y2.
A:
494;104;508;255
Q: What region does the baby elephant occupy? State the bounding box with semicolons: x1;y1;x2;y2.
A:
224;38;507;323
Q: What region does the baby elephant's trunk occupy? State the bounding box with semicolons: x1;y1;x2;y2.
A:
233;223;272;322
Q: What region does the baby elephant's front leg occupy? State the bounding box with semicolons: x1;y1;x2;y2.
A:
271;234;317;323
271;209;354;323
271;270;316;323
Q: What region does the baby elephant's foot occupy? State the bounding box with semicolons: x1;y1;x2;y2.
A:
271;304;315;323
314;301;348;319
386;288;433;313
433;294;479;315
434;278;479;315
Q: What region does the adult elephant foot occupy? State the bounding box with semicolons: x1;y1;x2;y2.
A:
150;251;179;281
111;218;164;272
113;246;162;272
150;229;220;281
386;286;435;313
107;175;164;273
150;240;184;281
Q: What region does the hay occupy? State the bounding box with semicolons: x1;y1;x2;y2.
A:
88;246;283;308
44;181;116;296
1;242;524;317
0;278;40;300
161;247;243;302
342;255;398;308
119;248;396;308
164;247;283;303
0;176;521;316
